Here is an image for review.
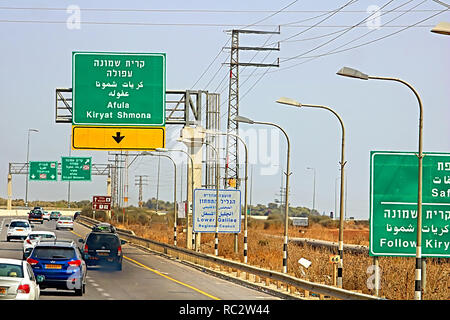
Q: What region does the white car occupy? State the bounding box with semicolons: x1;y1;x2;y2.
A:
56;216;74;230
23;231;57;259
42;211;51;221
0;258;40;300
6;220;33;242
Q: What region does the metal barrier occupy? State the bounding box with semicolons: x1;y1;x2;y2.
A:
77;215;382;300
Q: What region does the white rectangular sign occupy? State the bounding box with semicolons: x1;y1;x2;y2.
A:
193;188;241;233
177;201;186;219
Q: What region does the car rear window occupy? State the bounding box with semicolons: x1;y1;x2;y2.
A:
32;247;76;260
59;217;72;221
86;234;120;248
29;234;55;240
10;221;29;228
0;263;24;278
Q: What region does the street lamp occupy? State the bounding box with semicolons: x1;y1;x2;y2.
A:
234;115;292;274
201;141;221;256
306;167;316;214
142;151;177;246
431;21;450;35
25;128;39;207
155;147;194;249
200;128;250;264
276;98;346;287
336;66;424;300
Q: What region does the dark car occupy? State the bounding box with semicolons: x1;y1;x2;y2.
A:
27;240;87;296
50;211;61;221
28;209;43;224
73;211;81;220
79;224;125;271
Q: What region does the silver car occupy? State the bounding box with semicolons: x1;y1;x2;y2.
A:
0;258;40;300
56;216;74;230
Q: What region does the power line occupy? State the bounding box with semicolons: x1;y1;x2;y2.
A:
276;6;449;71
191;0;299;90
0;6;443;13
235;1;448;105
281;0;395;63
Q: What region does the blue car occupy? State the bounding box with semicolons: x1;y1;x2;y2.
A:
27;240;87;296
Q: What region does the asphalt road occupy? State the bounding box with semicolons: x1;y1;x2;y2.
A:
0;216;279;300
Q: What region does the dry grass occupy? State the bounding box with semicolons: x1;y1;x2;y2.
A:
113;218;449;300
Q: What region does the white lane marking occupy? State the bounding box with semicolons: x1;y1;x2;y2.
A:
96;287;105;292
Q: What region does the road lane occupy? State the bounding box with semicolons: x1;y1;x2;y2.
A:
0;216;279;300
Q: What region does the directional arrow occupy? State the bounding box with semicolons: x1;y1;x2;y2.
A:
112;132;125;144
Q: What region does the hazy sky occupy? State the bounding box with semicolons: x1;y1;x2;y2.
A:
0;0;449;220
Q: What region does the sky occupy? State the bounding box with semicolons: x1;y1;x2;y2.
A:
0;0;449;220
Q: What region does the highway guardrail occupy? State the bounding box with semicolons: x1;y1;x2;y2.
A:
77;215;382;300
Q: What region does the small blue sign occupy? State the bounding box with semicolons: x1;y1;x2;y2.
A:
193;188;241;233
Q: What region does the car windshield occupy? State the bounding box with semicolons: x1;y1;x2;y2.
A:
32;247;75;260
0;263;24;278
10;221;29;228
86;234;120;248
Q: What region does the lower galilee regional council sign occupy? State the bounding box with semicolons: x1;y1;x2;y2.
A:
61;157;92;181
370;151;450;258
72;52;166;126
193;189;241;233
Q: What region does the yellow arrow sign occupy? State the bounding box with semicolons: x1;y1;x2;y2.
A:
72;126;165;150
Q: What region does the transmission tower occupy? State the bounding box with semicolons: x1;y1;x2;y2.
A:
135;175;149;208
224;28;280;189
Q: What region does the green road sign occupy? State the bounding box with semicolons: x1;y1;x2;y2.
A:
29;161;58;181
72;52;166;126
370;151;450;257
61;157;92;181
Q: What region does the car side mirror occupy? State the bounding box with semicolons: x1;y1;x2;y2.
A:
78;239;84;243
120;240;127;245
5;224;8;227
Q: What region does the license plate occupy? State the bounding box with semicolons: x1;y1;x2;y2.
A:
45;264;62;269
16;229;23;231
98;252;109;256
0;287;6;295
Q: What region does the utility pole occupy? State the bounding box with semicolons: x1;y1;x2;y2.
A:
135;175;149;208
224;29;280;254
224;28;280;190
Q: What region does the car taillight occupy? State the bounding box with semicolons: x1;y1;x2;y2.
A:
27;258;38;266
26;239;32;244
84;244;88;253
17;284;30;294
117;245;122;256
68;259;81;267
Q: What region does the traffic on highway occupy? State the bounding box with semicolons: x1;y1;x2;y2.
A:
0;208;279;301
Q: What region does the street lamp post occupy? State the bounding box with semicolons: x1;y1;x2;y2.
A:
202;141;221;256
25;128;39;208
155;148;195;249
234;115;291;274
336;66;424;300
276;98;346;286
142;152;177;246
306;167;316;214
201;129;250;264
